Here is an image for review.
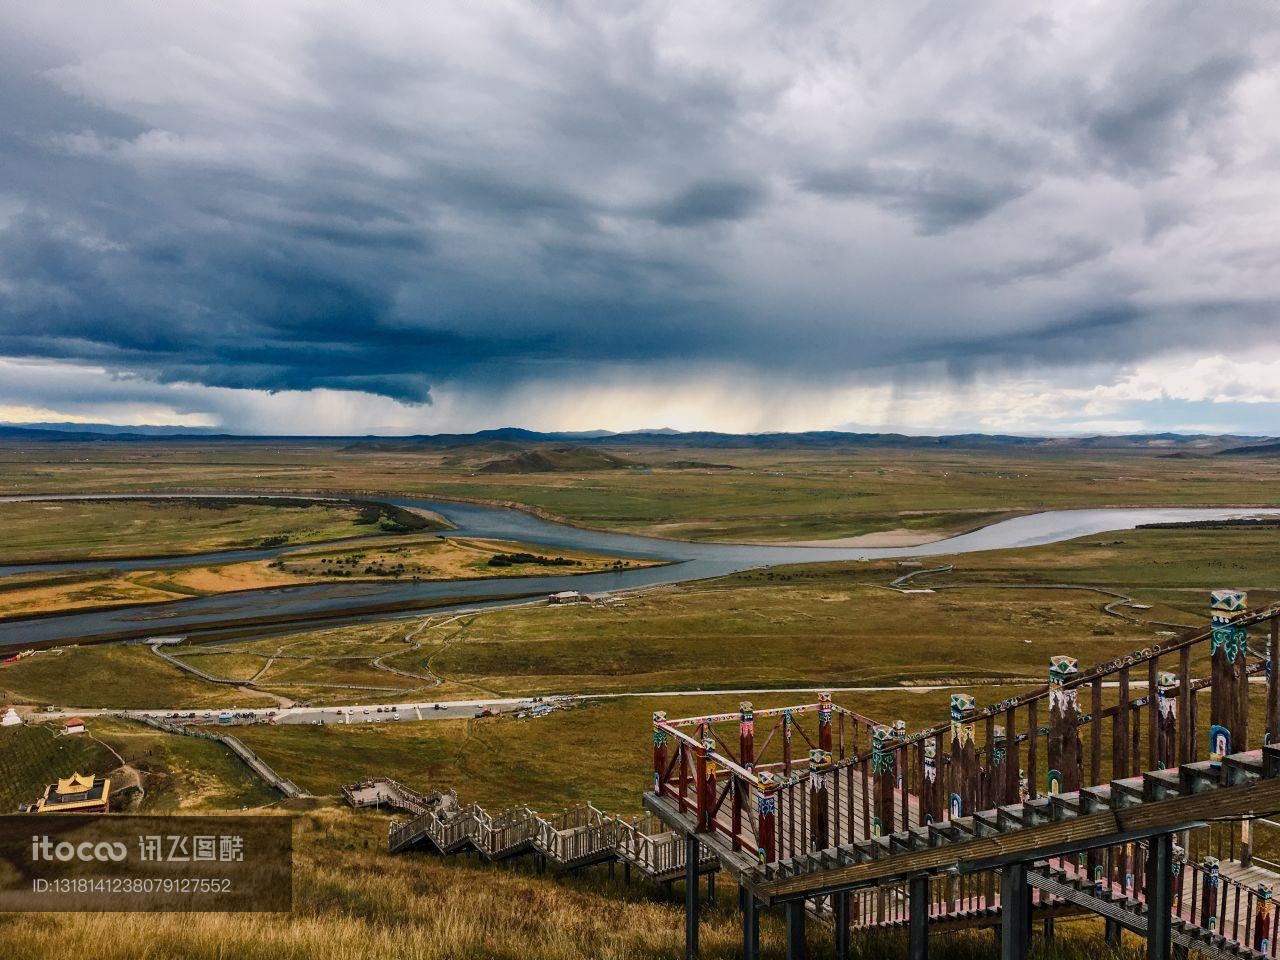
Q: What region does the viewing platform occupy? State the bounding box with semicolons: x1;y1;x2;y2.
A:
646;591;1280;960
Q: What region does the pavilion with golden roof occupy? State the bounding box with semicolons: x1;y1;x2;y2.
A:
33;772;111;813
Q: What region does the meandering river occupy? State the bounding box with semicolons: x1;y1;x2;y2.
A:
2;493;1277;647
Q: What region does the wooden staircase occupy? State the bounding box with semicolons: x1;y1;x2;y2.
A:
368;781;718;881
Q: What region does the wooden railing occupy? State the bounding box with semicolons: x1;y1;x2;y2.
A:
653;592;1280;868
388;792;716;879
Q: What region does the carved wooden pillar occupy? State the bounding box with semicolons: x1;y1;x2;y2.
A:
1171;836;1187;914
1047;655;1083;794
653;711;669;795
985;723;1006;811
871;725;895;837
739;701;755;772
1155;672;1179;770
893;719;908;830
782;709;794;776
808;748;832;851
1254;883;1274;954
1201;856;1221;931
755;772;778;864
948;693;978;818
818;692;833;753
921;733;942;824
1210;589;1250;762
696;736;715;832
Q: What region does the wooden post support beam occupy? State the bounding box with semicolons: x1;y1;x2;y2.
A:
909;874;929;960
834;891;849;960
1000;863;1029;960
1179;645;1193;765
1147;832;1173;960
1114;666;1131;784
686;832;700;960
1091;677;1103;784
1005;706;1019;806
742;886;761;960
786;899;807;960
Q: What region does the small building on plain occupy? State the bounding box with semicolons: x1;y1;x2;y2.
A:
548;590;583;605
62;718;86;735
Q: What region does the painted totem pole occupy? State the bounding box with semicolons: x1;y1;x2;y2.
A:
1155;671;1179;770
1256;884;1274;954
921;734;941;824
1210;589;1249;764
652;711;669;795
1201;856;1221;931
1172;836;1187;913
782;708;794;775
980;724;1006;811
809;747;832;850
949;693;979;819
892;718;906;793
871;725;895;837
818;691;833;753
698;735;717;832
1047;655;1083;794
755;772;779;864
739;701;755;772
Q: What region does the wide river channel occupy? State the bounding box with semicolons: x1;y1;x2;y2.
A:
1;493;1277;648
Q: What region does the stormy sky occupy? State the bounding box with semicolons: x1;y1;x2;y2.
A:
2;1;1279;435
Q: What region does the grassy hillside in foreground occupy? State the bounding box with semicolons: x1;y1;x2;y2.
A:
0;805;1142;960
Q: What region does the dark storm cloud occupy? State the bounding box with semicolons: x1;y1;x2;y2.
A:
646;180;768;227
0;0;1278;423
799;165;1029;234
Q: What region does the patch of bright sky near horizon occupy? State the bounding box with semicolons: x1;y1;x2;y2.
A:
1;2;1279;436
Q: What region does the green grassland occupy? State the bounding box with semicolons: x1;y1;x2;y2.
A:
8;524;1274;713
0;722;117;810
85;716;280;811
233;690;1010;812
0;497;396;563
0;645;277;709
2;440;1279;542
0;717;277;813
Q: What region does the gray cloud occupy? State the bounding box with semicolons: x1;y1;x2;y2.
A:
0;1;1278;427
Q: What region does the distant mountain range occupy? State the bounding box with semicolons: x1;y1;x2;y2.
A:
0;422;1275;455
